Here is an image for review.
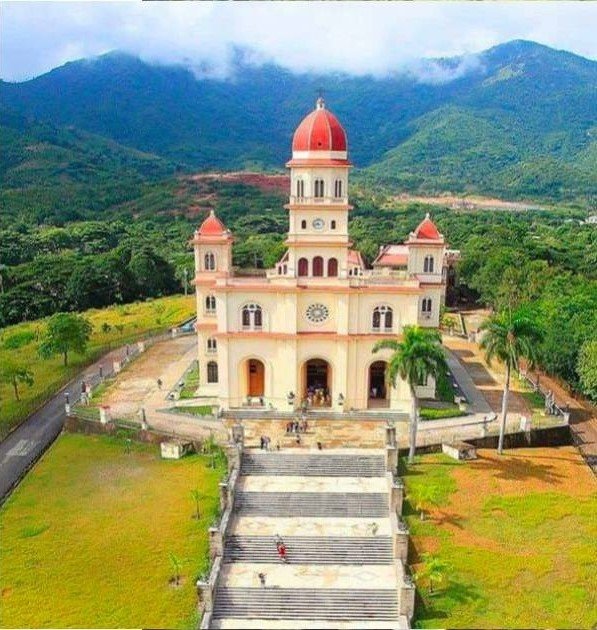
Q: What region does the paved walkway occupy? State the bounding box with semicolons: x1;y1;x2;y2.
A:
444;347;492;414
524;366;597;473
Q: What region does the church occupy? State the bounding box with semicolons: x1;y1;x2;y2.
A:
192;98;450;414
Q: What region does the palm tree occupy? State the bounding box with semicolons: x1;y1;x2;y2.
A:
374;326;447;464
479;308;543;455
415;553;451;595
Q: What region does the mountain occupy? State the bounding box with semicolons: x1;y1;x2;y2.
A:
0;108;175;225
1;40;595;201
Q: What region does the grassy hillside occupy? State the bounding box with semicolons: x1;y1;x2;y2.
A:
365;106;596;200
0;108;175;226
0;294;195;438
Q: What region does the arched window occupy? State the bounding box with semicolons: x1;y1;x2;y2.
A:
372;306;393;332
298;258;308;277
205;295;216;313
312;256;324;277
241;304;263;330
207;361;218;383
301;219;307;229
424;255;435;273
331;220;337;230
334;179;343;198
296;179;304;198
327;258;338;277
283;264;287;274
422;297;432;314
207;338;217;353
204;252;215;271
314;179;325;199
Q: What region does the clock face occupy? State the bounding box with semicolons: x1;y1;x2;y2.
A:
312;218;325;230
306;303;330;324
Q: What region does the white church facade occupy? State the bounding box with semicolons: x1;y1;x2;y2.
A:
192;98;450;414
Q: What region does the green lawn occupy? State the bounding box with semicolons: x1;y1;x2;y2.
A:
402;448;597;628
0;432;224;629
0;295;195;438
179;361;200;399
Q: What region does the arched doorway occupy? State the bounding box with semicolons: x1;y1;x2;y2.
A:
368;361;389;408
247;359;265;397
303;359;331;407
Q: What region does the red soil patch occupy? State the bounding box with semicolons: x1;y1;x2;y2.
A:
421;448;595;555
188;172;289;193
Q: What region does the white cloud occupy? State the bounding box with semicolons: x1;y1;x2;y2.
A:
0;1;595;82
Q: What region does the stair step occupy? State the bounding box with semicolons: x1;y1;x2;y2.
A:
212;588;398;620
241;453;385;477
234;492;388;517
224;535;393;564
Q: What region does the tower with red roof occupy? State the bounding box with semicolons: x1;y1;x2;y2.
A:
190;99;453;414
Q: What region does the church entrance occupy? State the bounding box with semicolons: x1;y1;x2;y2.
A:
303;359;331;407
247;359;265;397
368;361;389;408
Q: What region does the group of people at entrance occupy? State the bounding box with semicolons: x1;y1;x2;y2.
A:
303;385;331;408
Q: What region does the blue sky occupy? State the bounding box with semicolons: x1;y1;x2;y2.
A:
1;1;596;82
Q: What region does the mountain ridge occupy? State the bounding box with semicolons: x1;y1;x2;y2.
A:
1;39;595;201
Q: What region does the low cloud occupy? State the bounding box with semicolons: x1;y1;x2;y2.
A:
1;2;595;82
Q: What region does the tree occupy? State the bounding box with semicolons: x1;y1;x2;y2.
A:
0;360;34;401
168;553;183;586
190;489;201;520
38;312;92;366
411;484;441;521
577;339;597;401
373;326;447;464
479;308;544;454
415;553;451;595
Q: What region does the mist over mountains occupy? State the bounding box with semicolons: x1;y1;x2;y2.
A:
1;39;596;201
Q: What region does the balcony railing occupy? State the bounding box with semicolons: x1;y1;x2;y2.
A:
288;196;348;205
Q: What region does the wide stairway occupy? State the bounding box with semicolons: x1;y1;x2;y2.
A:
209;448;410;629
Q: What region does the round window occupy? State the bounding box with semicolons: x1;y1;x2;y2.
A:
306;303;330;324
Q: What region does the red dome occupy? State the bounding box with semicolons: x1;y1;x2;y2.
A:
292;98;347;153
198;210;227;236
414;214;442;240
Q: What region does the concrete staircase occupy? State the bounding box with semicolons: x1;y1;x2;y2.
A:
224;535;394;564
241;452;385;476
207;447;412;629
213;588;398;620
235;491;389;517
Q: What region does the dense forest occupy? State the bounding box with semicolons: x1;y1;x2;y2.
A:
1;40;595;202
1;169;595;399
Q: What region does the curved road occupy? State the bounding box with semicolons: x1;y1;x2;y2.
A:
1;344;139;502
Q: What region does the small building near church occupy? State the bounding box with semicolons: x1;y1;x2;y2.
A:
191;98;452;414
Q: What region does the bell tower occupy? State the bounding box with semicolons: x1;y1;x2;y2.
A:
283;98;352;280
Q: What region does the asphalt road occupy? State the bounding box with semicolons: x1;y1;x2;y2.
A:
0;347;123;503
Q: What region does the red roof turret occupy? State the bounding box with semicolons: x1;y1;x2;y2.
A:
191;210;232;245
198;210;227;236
407;213;444;243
